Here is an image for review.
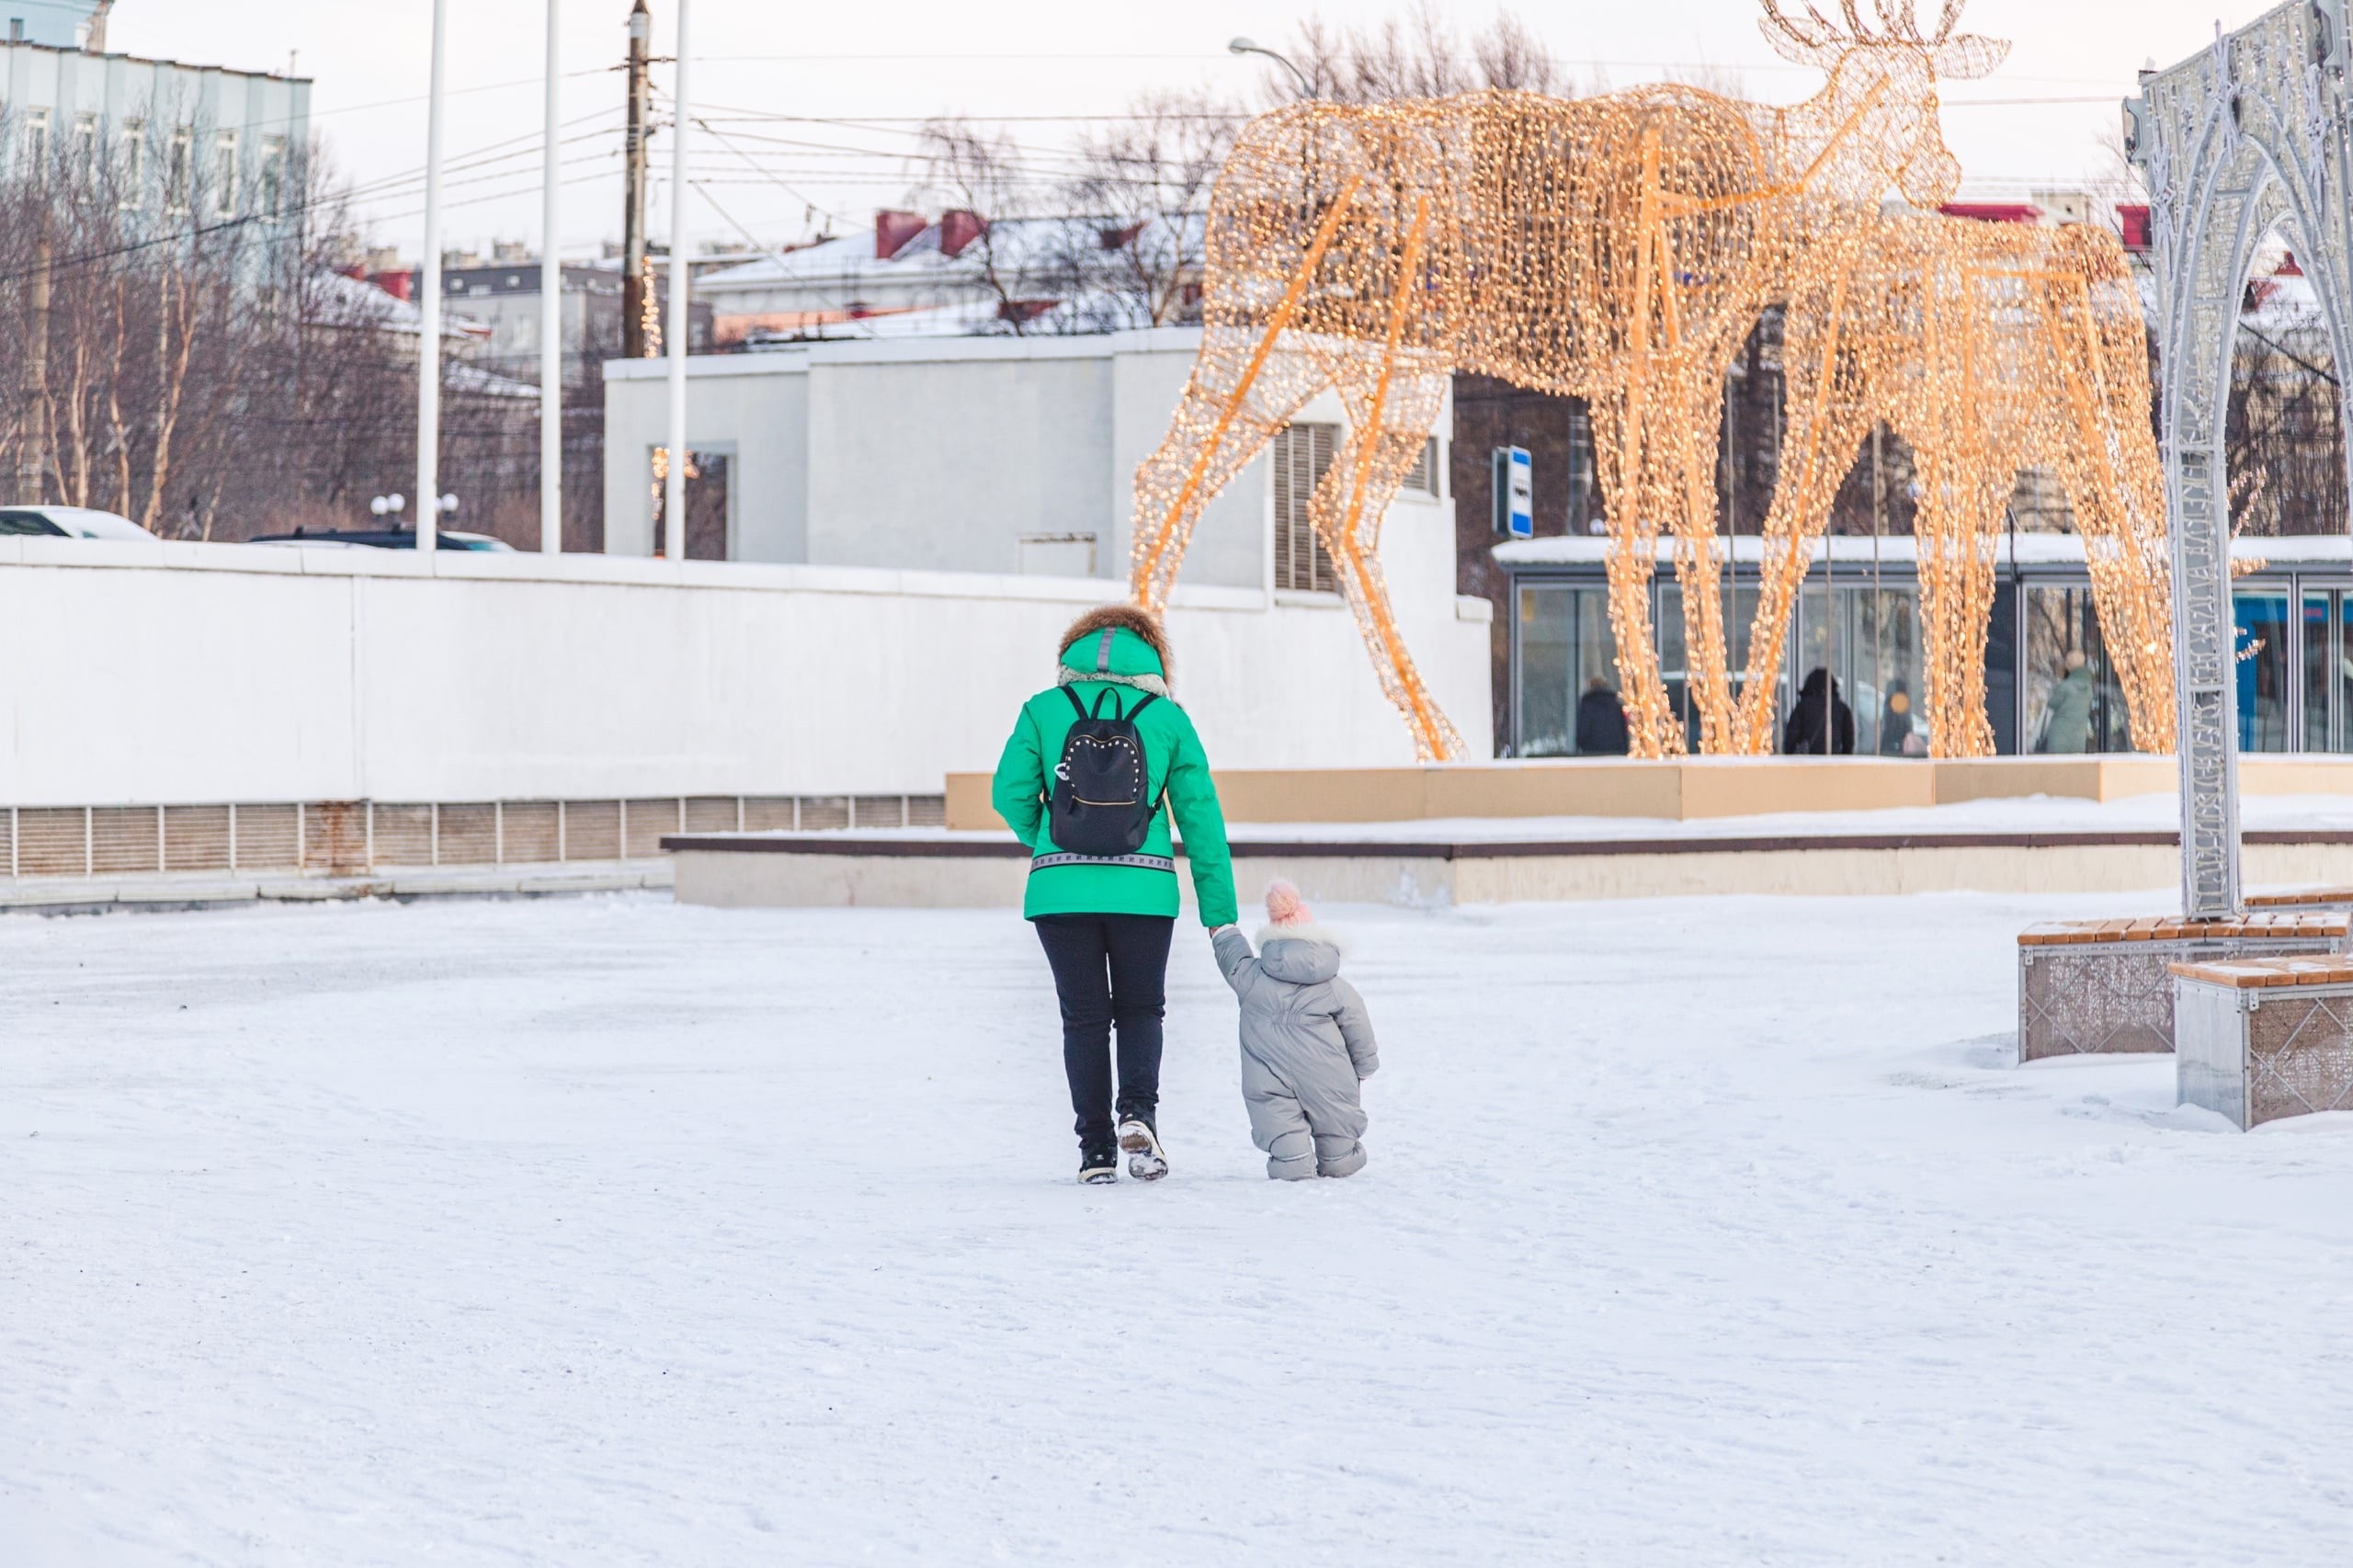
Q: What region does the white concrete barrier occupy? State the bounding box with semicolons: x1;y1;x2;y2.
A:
0;538;1493;809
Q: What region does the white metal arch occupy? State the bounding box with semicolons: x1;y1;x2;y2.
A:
2132;1;2353;917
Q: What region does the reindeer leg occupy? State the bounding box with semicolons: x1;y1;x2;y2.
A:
1586;391;1681;758
1733;267;1874;756
1131;344;1335;612
1312;397;1464;761
1130;175;1367;612
1310;195;1466;761
1911;440;2007;758
2040;277;2177;753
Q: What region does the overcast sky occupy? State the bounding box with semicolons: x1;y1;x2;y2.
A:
107;0;2289;259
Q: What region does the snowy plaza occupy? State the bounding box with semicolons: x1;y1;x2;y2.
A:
6;889;2352;1564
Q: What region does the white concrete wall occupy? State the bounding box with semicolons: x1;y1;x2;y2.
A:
603;330;1334;592
805;353;1114;574
602;358;809;562
0;538;1493;807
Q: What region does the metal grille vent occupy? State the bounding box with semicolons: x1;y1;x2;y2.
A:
438;804;499;866
233;804;301;869
744;797;798;831
164;806;233;872
623;799;679;858
562;801;621;860
373;805;435;868
1272;422;1339;594
503;801;562;863
799;795;850;831
19;809;88;877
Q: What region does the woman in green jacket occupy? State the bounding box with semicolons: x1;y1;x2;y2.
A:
992;605;1238;1186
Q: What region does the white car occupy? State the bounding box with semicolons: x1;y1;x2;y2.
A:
0;506;162;542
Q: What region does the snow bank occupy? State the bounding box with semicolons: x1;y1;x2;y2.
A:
4;892;2350;1563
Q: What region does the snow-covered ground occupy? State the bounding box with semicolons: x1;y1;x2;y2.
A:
6;891;2351;1566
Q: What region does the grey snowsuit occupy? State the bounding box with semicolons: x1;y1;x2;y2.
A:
1212;926;1379;1180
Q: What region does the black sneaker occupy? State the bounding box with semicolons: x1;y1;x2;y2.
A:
1078;1143;1120;1185
1117;1112;1167;1182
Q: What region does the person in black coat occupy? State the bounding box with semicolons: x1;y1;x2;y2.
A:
1782;667;1856;756
1574;677;1631;755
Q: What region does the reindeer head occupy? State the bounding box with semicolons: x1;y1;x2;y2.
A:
1759;1;2009;207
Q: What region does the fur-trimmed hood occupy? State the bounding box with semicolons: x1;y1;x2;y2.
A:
1253;922;1346;984
1057;604;1173;698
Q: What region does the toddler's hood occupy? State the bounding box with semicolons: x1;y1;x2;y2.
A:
1254;922;1344;984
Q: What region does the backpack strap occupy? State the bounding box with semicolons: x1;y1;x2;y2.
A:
1125;692;1159;722
1060;685;1089;720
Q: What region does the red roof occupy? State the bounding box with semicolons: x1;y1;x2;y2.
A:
1939;202;2042;225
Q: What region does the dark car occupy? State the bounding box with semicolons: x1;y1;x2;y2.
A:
245;528;516;551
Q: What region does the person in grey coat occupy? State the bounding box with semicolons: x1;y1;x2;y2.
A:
1211;881;1380;1180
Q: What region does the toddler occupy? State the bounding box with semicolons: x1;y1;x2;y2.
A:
1211;881;1380;1179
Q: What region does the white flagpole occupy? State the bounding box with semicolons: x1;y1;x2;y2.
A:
416;0;449;554
662;0;691;561
540;0;563;553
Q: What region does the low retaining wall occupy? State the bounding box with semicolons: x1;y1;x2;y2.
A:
945;755;2353;829
665;830;2353;909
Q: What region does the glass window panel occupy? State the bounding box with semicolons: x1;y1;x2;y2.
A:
2024;585;2113;753
1658;584;1699;753
1517;586;1574;757
1985;582;2019;755
2338;593;2353;755
2306;591;2334;753
1780;583;1837;753
2234;589;2291;752
1572;588;1624;755
1841;585;1927;756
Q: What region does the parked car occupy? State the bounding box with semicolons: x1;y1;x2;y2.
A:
244;528;517;552
0;506;162;541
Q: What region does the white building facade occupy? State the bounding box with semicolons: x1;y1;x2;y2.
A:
1;26;310;222
600;327;1491;761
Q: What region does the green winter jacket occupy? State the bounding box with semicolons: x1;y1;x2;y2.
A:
991;626;1238;927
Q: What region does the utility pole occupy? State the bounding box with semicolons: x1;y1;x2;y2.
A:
540;0;563;553
620;0;654;359
663;0;692;557
19;237;51;503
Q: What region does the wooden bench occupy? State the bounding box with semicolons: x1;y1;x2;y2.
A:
2017;913;2351;1062
2170;955;2353;1128
2247;887;2353;913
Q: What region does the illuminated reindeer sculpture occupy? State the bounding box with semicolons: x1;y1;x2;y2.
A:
1735;211;2176;756
1128;2;2008;759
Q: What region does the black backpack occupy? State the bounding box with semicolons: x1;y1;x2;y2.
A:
1048;685;1164;858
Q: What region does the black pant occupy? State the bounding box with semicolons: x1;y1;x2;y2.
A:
1033;913;1176;1147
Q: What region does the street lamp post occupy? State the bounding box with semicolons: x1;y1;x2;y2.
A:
1227;36;1316;100
540;0;563;554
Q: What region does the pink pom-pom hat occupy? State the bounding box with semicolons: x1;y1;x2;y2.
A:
1264;880;1313;927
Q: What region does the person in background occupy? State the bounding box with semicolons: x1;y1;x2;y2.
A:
1574;676;1631;756
1877;680;1916;756
991;606;1237;1186
1782;667;1856;756
2040;649;2096;754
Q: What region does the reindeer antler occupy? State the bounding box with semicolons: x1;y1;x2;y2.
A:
1757;0;2008;77
1758;0;1852;66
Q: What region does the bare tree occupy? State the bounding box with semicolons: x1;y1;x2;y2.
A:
1275;4;1563;104
1062;90;1237;331
915;119;1065;334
